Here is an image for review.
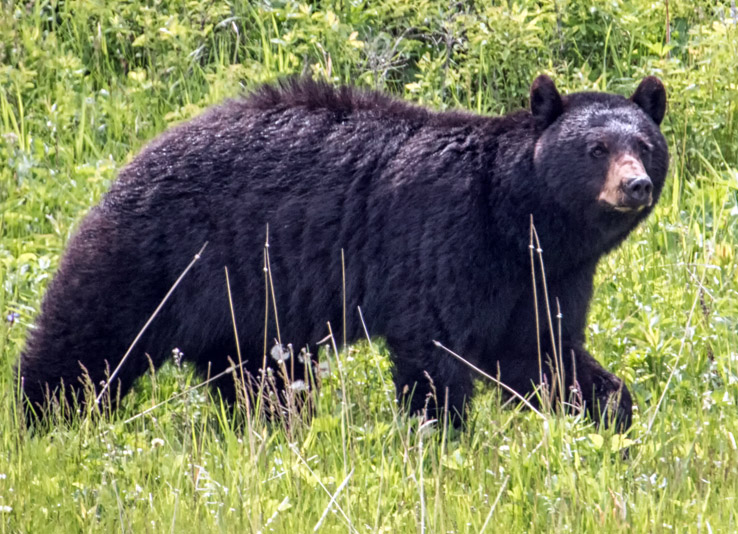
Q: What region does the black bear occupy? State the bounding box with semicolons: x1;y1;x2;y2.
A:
18;75;668;429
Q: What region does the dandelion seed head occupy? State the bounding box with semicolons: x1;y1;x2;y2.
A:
172;348;184;366
2;132;18;145
270;342;290;362
290;380;307;391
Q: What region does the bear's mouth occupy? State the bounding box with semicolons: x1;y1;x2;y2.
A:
598;197;651;213
610;203;648;213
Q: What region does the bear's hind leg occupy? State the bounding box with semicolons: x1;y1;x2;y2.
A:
389;338;473;427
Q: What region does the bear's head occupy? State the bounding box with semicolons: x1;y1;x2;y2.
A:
530;75;669;235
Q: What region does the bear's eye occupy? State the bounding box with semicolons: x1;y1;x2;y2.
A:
637;140;652;155
589;144;608;158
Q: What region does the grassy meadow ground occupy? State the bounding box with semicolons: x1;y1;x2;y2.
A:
1;0;738;532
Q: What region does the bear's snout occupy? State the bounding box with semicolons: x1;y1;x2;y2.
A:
622;175;653;208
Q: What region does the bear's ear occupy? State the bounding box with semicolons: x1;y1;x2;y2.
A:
630;76;666;126
530;75;563;130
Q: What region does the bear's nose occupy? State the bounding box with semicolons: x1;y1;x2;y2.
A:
622;176;653;206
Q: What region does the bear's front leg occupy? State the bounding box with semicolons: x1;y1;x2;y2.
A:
491;258;634;430
492;345;633;431
558;345;633;431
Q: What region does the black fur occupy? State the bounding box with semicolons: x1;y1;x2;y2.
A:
18;77;668;428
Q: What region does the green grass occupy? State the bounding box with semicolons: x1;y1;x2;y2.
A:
2;0;738;532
